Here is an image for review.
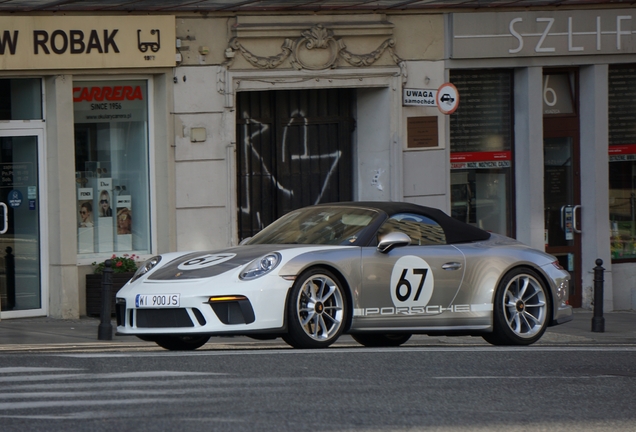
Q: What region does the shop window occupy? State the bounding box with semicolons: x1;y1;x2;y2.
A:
0;79;42;120
73;80;150;257
449;69;514;236
609;65;636;261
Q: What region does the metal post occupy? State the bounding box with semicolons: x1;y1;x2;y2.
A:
591;258;605;333
5;247;15;310
98;259;113;340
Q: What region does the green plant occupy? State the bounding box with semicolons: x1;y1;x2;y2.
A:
92;253;139;274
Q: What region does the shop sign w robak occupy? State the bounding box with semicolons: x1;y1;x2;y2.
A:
0;15;175;69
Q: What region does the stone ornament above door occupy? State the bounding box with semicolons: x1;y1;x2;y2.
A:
225;24;405;76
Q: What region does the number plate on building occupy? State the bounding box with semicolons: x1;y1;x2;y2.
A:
135;294;180;308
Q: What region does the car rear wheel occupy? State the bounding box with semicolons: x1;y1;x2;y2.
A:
153;335;210;351
282;268;347;349
352;333;412;347
484;268;550;346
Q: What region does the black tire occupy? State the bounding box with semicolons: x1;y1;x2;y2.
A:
484;267;550;346
154;335;210;351
282;268;348;349
136;335;158;342
352;333;412;347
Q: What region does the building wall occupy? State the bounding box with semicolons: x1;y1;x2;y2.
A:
172;13;447;251
45;74;78;318
171;10;634;311
3;8;630;317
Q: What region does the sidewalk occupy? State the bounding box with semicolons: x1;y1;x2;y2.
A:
0;309;634;351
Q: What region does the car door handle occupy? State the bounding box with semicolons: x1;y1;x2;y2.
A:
442;262;462;271
573;205;582;233
0;203;7;234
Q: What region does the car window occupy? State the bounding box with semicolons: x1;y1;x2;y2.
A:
377;213;446;246
246;207;380;245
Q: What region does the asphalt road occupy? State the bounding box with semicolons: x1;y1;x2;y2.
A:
1;345;635;431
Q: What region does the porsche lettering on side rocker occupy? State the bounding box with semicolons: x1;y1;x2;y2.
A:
116;202;572;350
355;304;485;316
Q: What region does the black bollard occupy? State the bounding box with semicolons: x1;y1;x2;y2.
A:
591;258;605;333
98;259;113;340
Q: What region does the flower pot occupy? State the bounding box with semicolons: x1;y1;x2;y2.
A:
85;272;134;317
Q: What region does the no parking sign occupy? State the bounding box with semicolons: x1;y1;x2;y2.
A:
436;83;460;115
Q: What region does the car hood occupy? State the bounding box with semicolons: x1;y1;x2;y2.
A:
147;245;328;281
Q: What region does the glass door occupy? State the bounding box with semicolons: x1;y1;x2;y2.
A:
543;69;581;308
0;131;43;316
544;131;581;307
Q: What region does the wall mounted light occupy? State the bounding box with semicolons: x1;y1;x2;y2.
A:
190;127;207;143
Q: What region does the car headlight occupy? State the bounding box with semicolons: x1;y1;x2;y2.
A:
239;253;281;280
130;256;162;282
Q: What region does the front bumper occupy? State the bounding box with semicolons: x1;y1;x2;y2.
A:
115;273;292;336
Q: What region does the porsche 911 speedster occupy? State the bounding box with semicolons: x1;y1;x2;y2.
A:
116;202;572;350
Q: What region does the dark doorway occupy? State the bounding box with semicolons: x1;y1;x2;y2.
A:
236;89;355;240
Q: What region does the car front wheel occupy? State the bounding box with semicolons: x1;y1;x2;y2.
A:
283;268;347;349
484;268;550;346
153;335;210;351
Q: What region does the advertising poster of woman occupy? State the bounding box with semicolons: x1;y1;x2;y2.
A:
77;187;94;253
99;189;113;217
115;193;132;251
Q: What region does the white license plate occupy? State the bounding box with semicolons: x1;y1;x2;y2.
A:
135;294;180;308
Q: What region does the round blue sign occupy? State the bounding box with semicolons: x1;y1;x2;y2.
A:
8;189;22;208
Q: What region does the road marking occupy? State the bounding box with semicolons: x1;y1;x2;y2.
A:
0;367;81;373
52;344;636;358
0;397;181;411
430;375;629;380
0;371;226;383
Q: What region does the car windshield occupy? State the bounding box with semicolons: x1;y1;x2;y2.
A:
245;207;380;245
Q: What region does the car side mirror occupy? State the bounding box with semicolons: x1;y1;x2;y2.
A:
377;232;411;254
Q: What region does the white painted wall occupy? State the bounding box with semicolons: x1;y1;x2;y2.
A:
173;66;232;251
46;75;79;319
580;64;613;311
514;67;545;251
612;263;636;310
356;87;393;202
401;61;449;212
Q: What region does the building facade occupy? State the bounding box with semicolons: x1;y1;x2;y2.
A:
0;14;176;318
1;2;635;319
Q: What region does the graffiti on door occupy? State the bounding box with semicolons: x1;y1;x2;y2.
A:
238;109;342;231
236;89;353;240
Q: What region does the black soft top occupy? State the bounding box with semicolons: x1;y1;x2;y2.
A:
321;201;492;244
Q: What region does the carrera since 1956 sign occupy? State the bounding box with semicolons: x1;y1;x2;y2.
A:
73;80;148;124
0;15;175;69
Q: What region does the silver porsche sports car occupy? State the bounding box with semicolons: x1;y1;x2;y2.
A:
116;202;572;350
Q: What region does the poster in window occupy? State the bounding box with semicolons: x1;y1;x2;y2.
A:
95;177;114;252
77;187;94;253
116;194;132;251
